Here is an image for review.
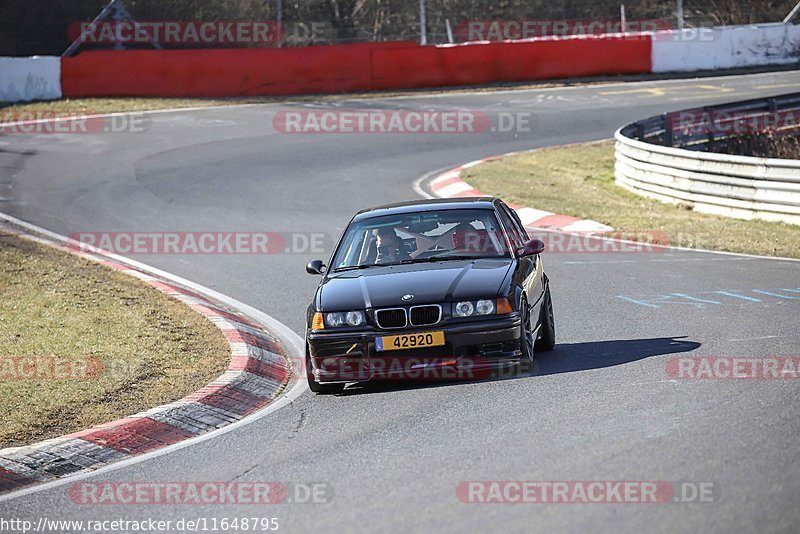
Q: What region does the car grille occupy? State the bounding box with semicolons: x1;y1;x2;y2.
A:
376;308;407;329
410;305;441;326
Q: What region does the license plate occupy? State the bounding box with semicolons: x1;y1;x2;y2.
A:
376;331;445;352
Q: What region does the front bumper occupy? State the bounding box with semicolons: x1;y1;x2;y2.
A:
307;314;522;383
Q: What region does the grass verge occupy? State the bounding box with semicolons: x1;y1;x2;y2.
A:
0;232;230;448
462;140;800;259
0;97;238;116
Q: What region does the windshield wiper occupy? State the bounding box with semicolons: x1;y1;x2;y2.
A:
334;256;483;271
331;264;373;272
401;255;479;263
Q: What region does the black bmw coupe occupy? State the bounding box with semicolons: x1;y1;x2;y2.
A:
304;197;555;393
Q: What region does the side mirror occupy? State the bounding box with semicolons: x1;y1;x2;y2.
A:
306;259;326;275
519;239;545;257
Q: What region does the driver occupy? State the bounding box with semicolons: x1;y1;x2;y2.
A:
374;227;410;264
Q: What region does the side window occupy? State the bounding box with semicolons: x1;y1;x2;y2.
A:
496;205;525;250
506;205;529;241
500;205;528;247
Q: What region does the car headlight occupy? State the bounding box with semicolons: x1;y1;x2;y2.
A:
345;311;365;326
454;301;474;317
453;298;512;317
325;312;346;327
476;299;495;315
323;310;365;328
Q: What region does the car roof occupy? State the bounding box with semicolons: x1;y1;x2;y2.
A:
353;197;500;221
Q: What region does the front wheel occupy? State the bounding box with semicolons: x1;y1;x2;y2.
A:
306;347;344;394
535;283;555;351
518;296;535;375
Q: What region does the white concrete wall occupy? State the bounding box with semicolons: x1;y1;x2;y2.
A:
652;23;800;73
0;56;62;102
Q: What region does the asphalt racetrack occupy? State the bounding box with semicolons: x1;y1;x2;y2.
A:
1;70;799;532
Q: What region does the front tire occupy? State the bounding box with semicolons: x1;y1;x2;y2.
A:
306;347;344;394
518;296;535;375
535;282;555;351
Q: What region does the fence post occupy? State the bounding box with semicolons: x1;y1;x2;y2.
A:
276;0;283;48
784;1;800;22
419;0;428;45
445;18;454;43
620;4;627;33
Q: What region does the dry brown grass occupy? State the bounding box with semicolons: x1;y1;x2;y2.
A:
463;140;800;258
0;233;230;448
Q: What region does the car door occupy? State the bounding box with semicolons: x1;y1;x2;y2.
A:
496;202;543;318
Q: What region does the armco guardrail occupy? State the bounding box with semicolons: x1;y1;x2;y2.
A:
615;93;800;226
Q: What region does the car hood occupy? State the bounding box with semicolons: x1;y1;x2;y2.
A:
318;259;513;310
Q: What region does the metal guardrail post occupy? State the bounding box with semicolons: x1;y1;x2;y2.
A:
702;107;714;145
664;113;674;147
768;98;778;114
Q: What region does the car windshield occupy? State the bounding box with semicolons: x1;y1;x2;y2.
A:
330;208;509;270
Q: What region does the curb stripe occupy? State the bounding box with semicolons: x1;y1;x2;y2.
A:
452;188;483;198
430;175;463;190
0;468;37;491
560;219;615;233
527;213;581;228
0;220;293;495
196;388;268;417
226;331;284;355
436;181;475;197
78;419;195;456
515;207;555;226
230;357;289;381
427;156;614;235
